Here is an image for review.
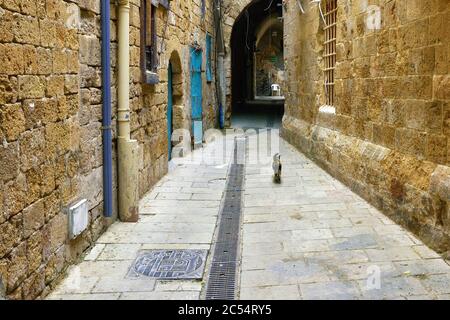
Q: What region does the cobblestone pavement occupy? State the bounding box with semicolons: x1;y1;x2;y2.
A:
239;129;450;300
48;130;450;300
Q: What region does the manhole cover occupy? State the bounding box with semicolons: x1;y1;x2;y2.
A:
127;250;208;280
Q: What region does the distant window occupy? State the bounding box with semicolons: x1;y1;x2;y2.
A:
206;34;212;82
141;0;159;83
323;0;337;106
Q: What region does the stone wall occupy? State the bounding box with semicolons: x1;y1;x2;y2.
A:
0;0;217;299
282;0;450;253
135;0;218;195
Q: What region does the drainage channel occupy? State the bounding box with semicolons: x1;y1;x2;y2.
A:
205;136;246;300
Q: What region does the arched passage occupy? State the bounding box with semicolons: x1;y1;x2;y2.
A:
168;50;183;108
167;50;185;159
230;0;285;129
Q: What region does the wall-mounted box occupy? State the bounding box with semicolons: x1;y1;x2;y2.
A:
68;199;89;239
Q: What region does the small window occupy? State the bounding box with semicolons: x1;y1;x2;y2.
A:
323;0;337;107
206;34;213;82
141;0;159;84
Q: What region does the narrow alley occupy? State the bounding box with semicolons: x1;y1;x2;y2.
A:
48;128;450;300
1;0;449;302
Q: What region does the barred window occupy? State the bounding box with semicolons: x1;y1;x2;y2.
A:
141;0;159;84
323;0;337;107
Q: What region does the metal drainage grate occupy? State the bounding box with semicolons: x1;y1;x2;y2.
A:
206;137;246;300
206;262;238;300
127;249;208;280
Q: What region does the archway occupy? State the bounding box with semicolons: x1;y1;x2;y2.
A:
230;0;285;129
167;50;184;159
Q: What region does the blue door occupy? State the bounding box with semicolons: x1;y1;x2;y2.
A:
206;34;212;82
167;63;173;160
190;47;203;146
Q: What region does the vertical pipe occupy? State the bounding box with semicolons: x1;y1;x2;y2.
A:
118;0;131;139
117;0;139;222
101;0;113;218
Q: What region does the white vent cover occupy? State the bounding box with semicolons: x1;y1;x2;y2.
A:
68;199;89;239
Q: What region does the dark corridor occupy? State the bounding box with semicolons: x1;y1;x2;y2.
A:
230;0;285;128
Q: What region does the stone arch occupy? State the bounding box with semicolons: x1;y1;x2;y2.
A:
221;0;256;124
168;50;185;132
168;49;190;158
223;0;255;49
226;0;284;121
169;50;183;106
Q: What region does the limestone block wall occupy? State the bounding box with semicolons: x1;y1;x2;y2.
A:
0;0;97;300
135;0;218;196
282;0;450;253
0;0;218;299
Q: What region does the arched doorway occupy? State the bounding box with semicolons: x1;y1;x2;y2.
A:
230;0;285;129
167;50;184;160
167;62;174;160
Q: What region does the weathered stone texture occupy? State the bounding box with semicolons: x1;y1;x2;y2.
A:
135;0;219;196
0;0;219;299
282;0;450;253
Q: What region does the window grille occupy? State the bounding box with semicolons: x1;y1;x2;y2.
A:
141;0;158;81
323;0;337;106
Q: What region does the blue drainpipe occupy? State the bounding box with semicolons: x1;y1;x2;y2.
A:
101;0;113;218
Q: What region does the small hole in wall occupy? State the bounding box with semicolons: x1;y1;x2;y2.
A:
436;199;447;227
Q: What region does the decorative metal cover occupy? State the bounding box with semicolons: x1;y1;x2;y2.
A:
127;250;208;280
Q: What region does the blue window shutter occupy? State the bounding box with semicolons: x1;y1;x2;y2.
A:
206;34;212;82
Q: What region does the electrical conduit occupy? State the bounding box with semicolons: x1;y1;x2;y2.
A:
101;0;113;218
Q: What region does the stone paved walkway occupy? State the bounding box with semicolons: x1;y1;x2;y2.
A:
239;130;450;300
47;133;237;300
48;130;450;300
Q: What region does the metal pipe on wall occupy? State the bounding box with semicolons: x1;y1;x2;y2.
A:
101;0;113;218
118;0;131;140
117;0;139;222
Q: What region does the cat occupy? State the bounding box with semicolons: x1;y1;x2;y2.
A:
272;153;282;183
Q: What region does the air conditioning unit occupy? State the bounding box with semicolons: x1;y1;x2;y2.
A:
68;199;89;239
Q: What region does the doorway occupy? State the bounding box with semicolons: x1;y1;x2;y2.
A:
230;0;285;129
168;62;174;160
190;46;203;147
